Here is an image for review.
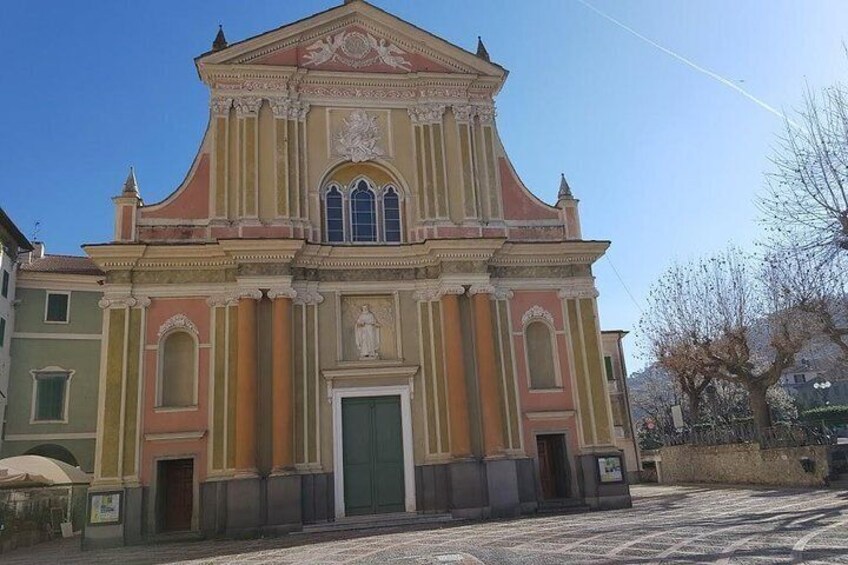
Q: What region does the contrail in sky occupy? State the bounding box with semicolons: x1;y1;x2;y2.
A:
575;0;794;125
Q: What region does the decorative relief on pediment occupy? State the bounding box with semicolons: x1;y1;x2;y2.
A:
333;109;386;162
303;30;412;71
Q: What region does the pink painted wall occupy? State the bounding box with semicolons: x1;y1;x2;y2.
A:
140;298;211;483
140;154;210;221
499;158;559;221
509;290;581;456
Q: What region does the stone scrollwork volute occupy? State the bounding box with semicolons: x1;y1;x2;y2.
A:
521;305;554;327
266;287;298;300
293;289;324;306
333;109;385;163
467;284;496;297
98;295;150;309
157;313;199;340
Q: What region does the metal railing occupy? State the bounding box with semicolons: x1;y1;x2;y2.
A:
662;422;836;449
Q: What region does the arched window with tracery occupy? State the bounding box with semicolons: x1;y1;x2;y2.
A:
383;186;401;243
325;185;345;243
350;180;377;242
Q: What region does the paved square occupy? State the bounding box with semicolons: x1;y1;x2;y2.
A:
5;485;848;564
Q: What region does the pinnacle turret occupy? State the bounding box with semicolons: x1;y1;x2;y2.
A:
212;25;228;51
122;166;139;197
557;173;574;201
476;36;490;62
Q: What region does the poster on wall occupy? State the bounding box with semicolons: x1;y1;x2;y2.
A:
89;492;122;525
597;455;624;483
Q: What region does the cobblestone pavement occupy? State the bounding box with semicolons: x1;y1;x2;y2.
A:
5;484;848;564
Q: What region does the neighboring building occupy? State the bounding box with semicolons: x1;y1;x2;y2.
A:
601;330;640;483
0;207;33;454
779;358;848;409
1;244;103;472
81;1;629;546
779;359;819;388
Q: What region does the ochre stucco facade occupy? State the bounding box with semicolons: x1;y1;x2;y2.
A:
83;0;630;546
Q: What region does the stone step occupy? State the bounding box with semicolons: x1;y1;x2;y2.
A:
298;512;455;534
537;499;592;515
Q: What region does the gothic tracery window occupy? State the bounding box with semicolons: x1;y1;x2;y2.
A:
322;176;403;244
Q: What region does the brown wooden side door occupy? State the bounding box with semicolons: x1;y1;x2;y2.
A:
537;436;558;499
158;459;194;532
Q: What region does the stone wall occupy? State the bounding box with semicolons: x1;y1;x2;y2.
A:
660;443;831;488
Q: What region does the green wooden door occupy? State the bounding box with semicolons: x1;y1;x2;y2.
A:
342;396;405;516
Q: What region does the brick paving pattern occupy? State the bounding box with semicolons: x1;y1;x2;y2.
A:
4;484;848;564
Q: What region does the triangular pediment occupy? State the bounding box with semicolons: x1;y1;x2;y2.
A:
196;1;505;78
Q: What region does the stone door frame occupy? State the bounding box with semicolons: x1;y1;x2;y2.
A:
331;384;415;519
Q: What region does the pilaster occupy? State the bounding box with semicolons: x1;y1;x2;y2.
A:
234;288;262;475
210;96;233;219
268;285;297;472
409;103;448;221
234;96;262;220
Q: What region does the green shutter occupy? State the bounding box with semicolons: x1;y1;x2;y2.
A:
35;374;67;421
1;270;8;298
0;317;5;348
604;356;615;381
46;293;70;322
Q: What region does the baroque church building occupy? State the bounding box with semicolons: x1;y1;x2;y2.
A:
83;0;630;546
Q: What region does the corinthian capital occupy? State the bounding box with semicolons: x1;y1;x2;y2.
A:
234;96;262;118
236;288;264;301
268;96;290;119
293;289;324;305
408;103;446;125
210;96;233;117
287;100;310;121
452;104;476;124
475;104;496;125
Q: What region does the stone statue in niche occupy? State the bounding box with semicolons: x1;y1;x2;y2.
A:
355;304;381;360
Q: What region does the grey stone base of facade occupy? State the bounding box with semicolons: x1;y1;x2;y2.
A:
576;453;633;510
82;456;632;548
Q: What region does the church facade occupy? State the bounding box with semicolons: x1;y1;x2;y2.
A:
83;0;630;546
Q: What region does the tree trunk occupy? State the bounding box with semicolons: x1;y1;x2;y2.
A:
747;382;771;431
687;393;701;425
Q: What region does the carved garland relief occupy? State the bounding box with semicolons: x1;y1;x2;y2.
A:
303;31;412;71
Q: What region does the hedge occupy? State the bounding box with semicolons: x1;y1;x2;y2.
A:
800;404;848;426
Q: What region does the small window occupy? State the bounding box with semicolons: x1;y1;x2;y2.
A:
383;186;401;243
0;317;5;349
325;186;345;243
350;181;377;242
604;356;615;381
1;270;9;298
33;372;70;422
793;374;805;384
45;292;70;323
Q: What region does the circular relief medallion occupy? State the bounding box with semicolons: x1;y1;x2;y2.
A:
341;32;370;60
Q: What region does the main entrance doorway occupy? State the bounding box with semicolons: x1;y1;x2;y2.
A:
341;396;405;516
537;434;569;499
156;458;194;532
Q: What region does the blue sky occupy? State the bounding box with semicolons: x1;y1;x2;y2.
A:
1;1;846;371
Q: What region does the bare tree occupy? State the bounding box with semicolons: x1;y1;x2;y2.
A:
765;247;848;364
761;84;848;261
640;248;815;430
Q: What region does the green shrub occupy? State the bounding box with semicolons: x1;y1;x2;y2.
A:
800;404;848;426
